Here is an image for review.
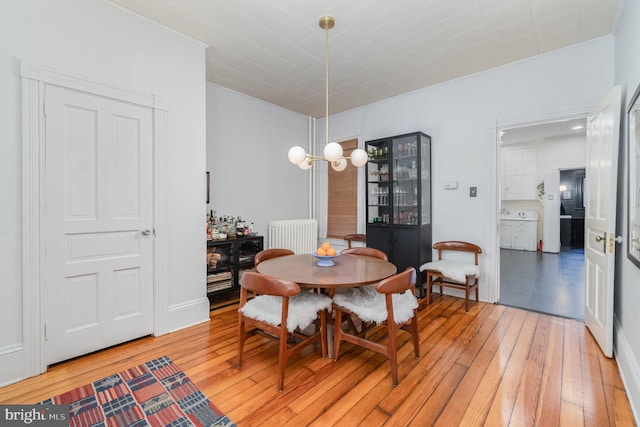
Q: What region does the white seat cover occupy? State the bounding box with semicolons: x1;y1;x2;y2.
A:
419;260;480;283
240;291;332;332
333;285;418;324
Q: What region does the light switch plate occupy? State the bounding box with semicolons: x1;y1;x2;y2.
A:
470;186;477;197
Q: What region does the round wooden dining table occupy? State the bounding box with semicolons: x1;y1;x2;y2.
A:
255;253;397;296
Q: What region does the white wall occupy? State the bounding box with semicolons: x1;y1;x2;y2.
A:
539;134;587;171
613;0;640;420
315;37;614;305
0;0;208;385
206;83;311;244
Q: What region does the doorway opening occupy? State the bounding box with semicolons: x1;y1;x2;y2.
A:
560;168;586;249
498;117;587;320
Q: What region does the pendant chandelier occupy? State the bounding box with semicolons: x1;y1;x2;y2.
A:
288;16;368;171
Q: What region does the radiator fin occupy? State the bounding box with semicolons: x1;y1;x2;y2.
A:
268;219;318;254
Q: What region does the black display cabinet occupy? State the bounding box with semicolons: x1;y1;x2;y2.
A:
365;132;432;293
206;235;263;296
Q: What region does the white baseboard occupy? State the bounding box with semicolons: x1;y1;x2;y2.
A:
0;345;26;387
614;315;640;425
166;297;210;334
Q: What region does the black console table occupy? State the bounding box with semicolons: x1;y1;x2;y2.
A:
206;235;263;296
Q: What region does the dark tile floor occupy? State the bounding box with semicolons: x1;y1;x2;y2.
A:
500;247;585;320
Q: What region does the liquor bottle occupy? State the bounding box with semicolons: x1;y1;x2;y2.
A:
236;216;245;237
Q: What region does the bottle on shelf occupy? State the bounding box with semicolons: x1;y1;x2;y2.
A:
236;216;245;237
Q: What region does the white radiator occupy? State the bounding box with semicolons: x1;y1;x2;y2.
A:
268;219;318;254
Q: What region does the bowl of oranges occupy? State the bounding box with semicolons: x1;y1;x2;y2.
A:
313;242;339;266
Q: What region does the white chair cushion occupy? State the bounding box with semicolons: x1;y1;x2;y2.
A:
419;260;480;283
240;291;332;332
332;285;418;325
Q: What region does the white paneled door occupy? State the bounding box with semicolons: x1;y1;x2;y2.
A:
43;85;154;365
584;86;621;358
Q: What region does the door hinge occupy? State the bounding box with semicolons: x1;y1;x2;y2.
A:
44;322;48;340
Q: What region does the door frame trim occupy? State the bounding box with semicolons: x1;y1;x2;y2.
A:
20;60;168;377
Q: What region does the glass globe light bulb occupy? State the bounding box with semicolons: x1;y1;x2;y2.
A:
323;142;343;162
288;146;306;165
298;158;312;170
331;158;347;171
350;148;369;167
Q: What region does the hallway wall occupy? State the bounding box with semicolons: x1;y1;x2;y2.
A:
613;0;640;419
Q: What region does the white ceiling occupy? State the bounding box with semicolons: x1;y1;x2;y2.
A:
108;0;621;118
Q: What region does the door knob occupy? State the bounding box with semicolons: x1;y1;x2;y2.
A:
595;232;607;253
141;228;152;236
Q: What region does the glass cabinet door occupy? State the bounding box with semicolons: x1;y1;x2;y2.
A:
237;238;263;270
206;242;233;293
420;134;431;225
366;140;390;224
391;135;419;225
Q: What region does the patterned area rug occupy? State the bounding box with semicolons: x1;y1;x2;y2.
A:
40;356;235;427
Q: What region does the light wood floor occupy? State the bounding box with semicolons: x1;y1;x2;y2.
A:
0;295;635;426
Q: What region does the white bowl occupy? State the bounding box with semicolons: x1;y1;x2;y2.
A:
312;254;339;266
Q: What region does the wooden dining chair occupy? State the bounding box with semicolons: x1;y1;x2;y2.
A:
419;241;482;312
237;271;332;392
248;249;295;298
343;233;366;249
338;246;389;334
254;248;294;267
340;247;387;260
332;267;420;386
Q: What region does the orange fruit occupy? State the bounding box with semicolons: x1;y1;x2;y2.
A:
326;247;337;256
317;247;327;256
321;242;331;250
